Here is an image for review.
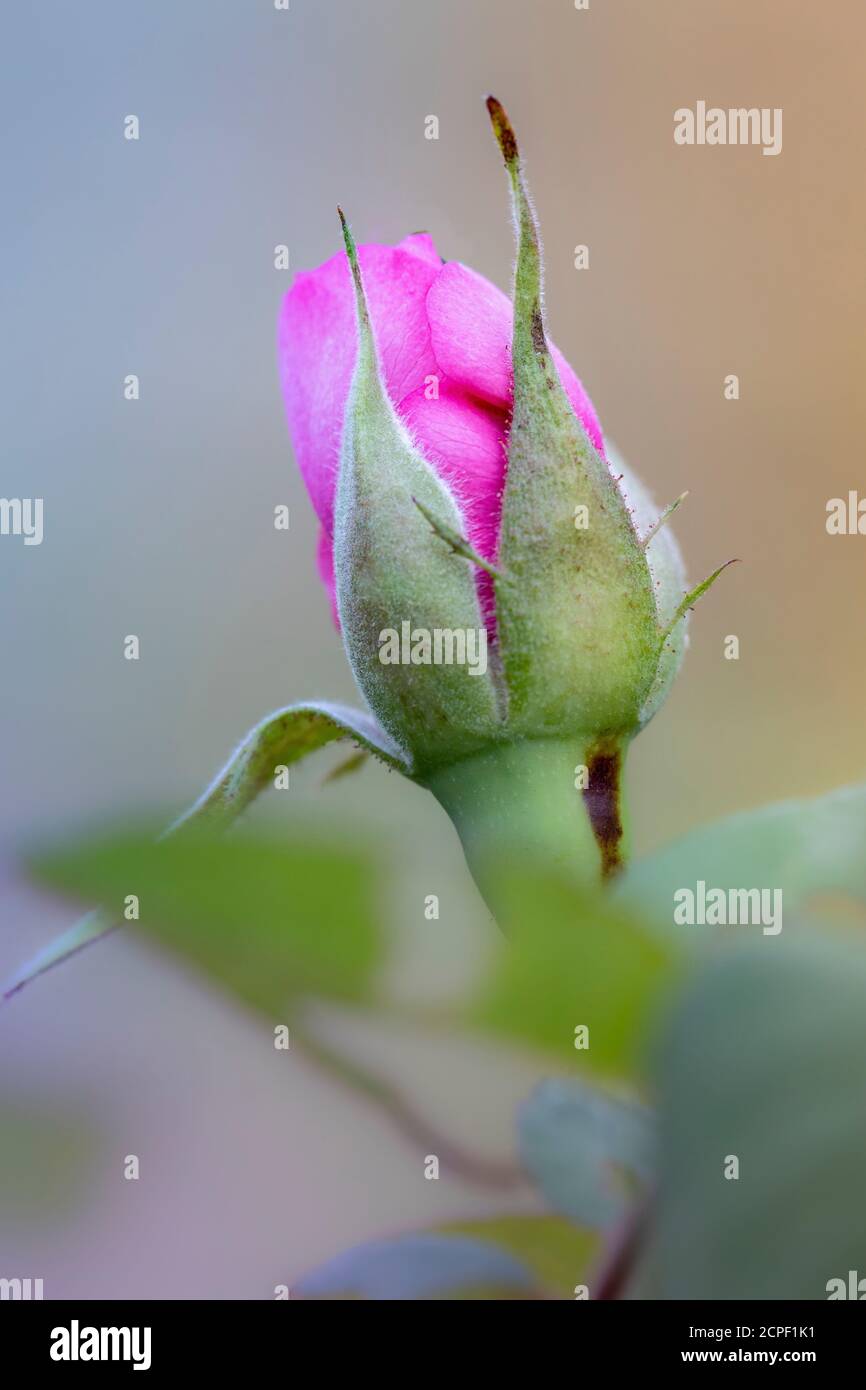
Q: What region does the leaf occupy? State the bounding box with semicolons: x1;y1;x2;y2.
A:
170;701;409;832
2;908;117;1002
294;1233;537;1301
621;781;866;930
633;928;866;1299
4;701;402;1002
25;825;381;1015
517;1079;655;1230
469;861;683;1079
440;1215;598;1300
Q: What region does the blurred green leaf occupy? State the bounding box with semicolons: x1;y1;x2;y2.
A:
441;1214;598;1299
0;1098;98;1223
622;782;866;929
3;908;116;1002
5;702;405;1004
295;1233;537;1300
633;927;866;1299
517;1079;655;1230
26;825;382;1015
469;862;683;1078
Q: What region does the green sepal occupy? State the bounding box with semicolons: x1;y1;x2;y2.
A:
333;211;502;773
486;98;661;740
605;443;689;729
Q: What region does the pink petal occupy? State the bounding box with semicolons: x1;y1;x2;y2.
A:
281;239;608;634
400;380;507;629
427;263;512;407
396;232;442;268
316;382;507;631
426;261;605;453
399;381;507;566
278;240;441;536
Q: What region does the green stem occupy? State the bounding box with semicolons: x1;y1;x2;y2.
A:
292;1030;527;1190
420;735;630;921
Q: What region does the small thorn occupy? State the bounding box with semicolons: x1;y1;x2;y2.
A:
642;491;689;548
659;558;739;648
322;749;368;784
413;496;500;578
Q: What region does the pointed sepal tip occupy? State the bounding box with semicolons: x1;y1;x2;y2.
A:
486;95;519;167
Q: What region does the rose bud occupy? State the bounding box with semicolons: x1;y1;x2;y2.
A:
277;97;733;906
6;96;741;1021
2;98;737;1008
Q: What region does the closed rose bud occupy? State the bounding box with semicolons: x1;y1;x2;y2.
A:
6;96;734;1005
277;98;732;902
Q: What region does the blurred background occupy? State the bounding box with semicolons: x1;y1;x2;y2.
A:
2;0;864;1296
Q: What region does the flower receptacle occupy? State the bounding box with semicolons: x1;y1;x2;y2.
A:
420;734;630;919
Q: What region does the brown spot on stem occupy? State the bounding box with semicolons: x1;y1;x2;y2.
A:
583;745;624;880
531;302;546;357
